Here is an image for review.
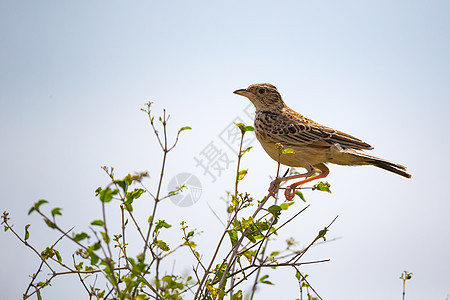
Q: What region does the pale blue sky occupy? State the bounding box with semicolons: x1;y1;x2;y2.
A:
1;1;449;299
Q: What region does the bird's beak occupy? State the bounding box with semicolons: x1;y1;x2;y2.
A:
233;88;254;98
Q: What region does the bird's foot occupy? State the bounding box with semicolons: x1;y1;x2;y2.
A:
284;185;296;201
268;178;280;198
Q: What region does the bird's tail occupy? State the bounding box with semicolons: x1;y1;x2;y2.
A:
369;159;411;179
345;149;412;179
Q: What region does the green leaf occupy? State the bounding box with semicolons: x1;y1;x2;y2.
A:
318;227;328;241
28;199;48;215
269;251;280;257
234;123;254;135
282;147;295;154
312;181;331;193
126;188;145;201
227;230;238;246
148;216;153;224
54;249;62;263
268;205;281;216
242;223;260;243
295;190;306;202
168;184;187;196
127;257;136;267
74;232;89;242
155;220;172;231
179;126;192;132
100;231;110;244
75;262;84;271
231;194;239;208
44;218;56;229
161;275;184;290
90;242;101;251
275;143;295;155
187;230;194;238
235;122;245;133
268;205;282;224
123;200;133;211
24;224;31;241
237;170;247;181
242;249;257;263
115;180;128;194
87;242;101;265
90;220;104;226
98;187;118;203
90;253;99;265
124;188;146;211
240;146;253;156
155;239;170;251
51;207;62;218
295;271;301;280
137;252;145;263
247;235;257;243
35;199;49;208
259;274;274;285
95;290;105;298
231;290;243;300
185;240;197;248
41;247;55;260
280;201;294;210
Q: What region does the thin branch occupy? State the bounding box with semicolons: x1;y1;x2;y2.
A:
100;201;120;292
120;206;129;268
2;219;55;273
293;266;323;300
72;255;91;296
289;215;338;264
217;192;272;292
223;259;330;284
207;201;226;227
144;109;169;257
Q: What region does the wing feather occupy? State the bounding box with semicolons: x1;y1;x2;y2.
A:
268;108;373;150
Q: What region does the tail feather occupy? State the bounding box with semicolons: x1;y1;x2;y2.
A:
343;149;412;179
369;160;411;179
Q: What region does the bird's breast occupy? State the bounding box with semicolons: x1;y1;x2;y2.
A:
253;113;329;168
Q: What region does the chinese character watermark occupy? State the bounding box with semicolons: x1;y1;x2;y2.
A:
194;141;235;182
193;103;256;184
169;104;256;207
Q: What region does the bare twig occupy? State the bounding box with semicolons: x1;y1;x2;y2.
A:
293;266;323;300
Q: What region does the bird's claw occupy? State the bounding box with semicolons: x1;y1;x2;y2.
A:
268;179;280;198
284;185;296;201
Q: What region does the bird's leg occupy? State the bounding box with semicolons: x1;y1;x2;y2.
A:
284;165;330;201
269;167;315;198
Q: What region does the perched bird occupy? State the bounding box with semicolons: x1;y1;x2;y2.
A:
234;83;411;200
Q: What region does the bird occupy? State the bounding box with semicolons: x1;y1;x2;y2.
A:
233;83;411;200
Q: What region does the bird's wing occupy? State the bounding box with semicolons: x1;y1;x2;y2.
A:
271;108;373;150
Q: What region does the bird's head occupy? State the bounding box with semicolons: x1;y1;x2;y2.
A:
234;83;286;112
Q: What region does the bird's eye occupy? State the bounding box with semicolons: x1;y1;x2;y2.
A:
258;88;265;94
